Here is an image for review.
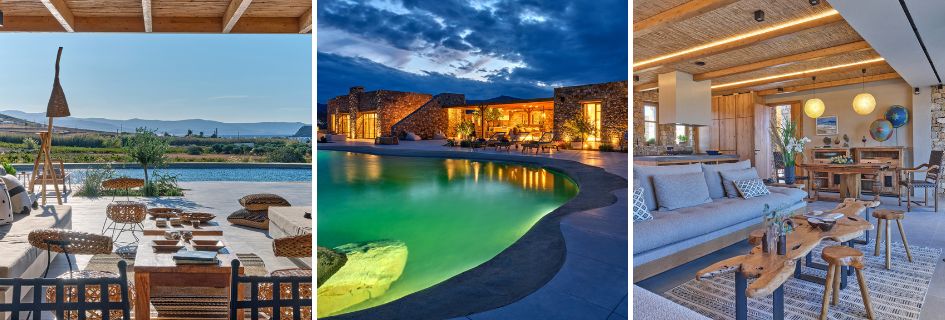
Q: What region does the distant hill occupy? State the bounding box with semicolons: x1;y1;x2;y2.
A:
293;125;312;137
1;110;309;137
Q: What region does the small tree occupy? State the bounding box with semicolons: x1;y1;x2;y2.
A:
186;129;193;137
484;108;502;132
456;120;475;140
562;114;597;149
125;128;169;191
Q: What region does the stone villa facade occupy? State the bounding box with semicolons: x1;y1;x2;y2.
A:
326;81;629;149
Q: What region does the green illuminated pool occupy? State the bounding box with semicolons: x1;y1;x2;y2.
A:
316;150;578;317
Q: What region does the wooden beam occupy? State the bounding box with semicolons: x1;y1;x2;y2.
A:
142;0;153;32
633;10;843;72
222;0;254;33
634;82;658;92
712;59;886;90
694;41;872;81
299;7;312;33
634;0;739;35
39;0;75;32
756;72;901;96
0;16;299;33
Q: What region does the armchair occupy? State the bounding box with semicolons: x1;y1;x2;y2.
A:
898;150;944;211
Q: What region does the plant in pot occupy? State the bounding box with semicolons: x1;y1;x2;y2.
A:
456;120;475;142
562;114;597;150
770;118;810;185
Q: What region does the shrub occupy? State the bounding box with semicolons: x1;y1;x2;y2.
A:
143;172;184;197
267;145;306;163
1;163;15;175
186;145;203;155
75;164;115;197
22;137;38;150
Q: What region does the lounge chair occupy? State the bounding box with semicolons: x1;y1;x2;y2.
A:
495;134;517;151
522;132;556;154
485;132;506;147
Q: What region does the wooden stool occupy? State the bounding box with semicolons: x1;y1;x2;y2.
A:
872;209;913;269
820;246;874;320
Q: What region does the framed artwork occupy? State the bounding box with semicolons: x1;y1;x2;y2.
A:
816;116;838;136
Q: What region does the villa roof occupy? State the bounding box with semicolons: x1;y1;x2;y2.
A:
0;0;312;33
454;97;554;109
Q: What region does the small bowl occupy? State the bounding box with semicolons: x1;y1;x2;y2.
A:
807;218;836;231
180;212;216;223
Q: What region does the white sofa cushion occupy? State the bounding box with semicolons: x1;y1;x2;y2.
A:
653;172;712;211
633;163;702;211
702;160;751;199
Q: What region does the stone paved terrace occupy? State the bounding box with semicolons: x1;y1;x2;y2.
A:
319;140;628;320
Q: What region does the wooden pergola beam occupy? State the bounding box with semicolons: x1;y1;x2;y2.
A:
39;0;75;32
634;82;659;92
633;10;843;72
299;7;312;33
711;59;886;91
0;16;300;33
693;40;872;81
222;0;254;33
633;0;739;35
755;72;901;96
142;0;153;32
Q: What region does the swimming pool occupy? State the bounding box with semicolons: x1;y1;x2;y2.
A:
316;150;578;316
64;166;312;182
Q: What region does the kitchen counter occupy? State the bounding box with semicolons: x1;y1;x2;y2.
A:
633;154;740;166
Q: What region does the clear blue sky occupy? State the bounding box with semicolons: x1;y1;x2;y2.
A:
0;33;312;123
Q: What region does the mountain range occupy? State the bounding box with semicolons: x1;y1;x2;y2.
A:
1;110;309;137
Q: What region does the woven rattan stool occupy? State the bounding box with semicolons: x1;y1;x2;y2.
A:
819;246;874;320
102;177;144;201
872;209;912;269
103;201;147;245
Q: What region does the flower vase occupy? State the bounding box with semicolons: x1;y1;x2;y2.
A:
784;164;796;185
765;224;778;254
777;235;787;255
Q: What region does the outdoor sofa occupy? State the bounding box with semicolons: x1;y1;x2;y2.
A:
0;205;72;308
632;161;807;281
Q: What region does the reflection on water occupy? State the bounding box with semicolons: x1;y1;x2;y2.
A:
317;151;577;316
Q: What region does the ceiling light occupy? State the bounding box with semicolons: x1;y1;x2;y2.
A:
804;76;825;118
633;9;840;70
711;57;885;89
694;61;706;66
754;10;765;22
852;69;875;115
809;0;820;5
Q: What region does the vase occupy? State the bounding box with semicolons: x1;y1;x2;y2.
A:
777;235;787;255
784;164;796;184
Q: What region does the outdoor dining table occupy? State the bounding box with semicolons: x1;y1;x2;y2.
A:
133;235;243;320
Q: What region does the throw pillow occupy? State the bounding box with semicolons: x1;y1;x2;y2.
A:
734;178;771;199
653;172;713;211
632;187;652;221
227;209;269;230
239;194;291;211
0;174;31;215
0;181;10;226
633;163;702;211
702;160;751;199
720;168;761;198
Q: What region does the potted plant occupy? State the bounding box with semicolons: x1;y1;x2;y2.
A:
770;119;810;184
456;120;475;141
562;114;597;150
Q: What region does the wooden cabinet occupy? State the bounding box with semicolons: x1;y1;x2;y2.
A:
853;147;906;195
808;148;850;192
704;92;757;164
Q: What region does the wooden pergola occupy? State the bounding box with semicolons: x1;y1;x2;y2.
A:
0;0;312;33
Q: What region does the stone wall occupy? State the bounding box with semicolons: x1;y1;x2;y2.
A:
391;94;466;139
325;86;431;138
553;80;629;147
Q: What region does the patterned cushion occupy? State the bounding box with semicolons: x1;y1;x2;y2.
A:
239;194;291;211
720;168;761;198
0;175;31;215
227;209;269;230
653;172;713;211
632;187;652;222
734;179;770;199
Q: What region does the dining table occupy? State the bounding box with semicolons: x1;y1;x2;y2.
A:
799;163;889;201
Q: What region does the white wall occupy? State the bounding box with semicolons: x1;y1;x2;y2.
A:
765;78;914;165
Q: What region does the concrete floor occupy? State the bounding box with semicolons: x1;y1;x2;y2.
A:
636;193;945;320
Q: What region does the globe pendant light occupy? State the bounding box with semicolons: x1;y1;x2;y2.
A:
804;76;825;118
852;68;876;115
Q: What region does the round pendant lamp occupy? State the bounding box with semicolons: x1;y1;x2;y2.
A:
852;69;875;115
804;76;825;118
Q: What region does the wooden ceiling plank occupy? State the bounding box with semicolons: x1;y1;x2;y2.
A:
39;0;75;32
712;59;886;90
633;0;739;35
222;0;254;33
298;7;312;33
0;16;299;33
693;40;872;81
633;11;844;72
142;0;153;32
634;82;659;92
755;72;901;96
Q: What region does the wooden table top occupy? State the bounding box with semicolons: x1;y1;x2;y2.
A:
142;219;224;236
697;199;875;297
133;235;241;273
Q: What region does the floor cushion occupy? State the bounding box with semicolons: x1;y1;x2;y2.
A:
239;194;290;211
227;209;269;230
0;175;31;215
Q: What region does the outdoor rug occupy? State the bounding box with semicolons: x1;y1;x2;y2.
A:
664;241;941;319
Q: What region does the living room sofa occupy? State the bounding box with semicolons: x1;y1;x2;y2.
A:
632;161;806;281
0;205;72;309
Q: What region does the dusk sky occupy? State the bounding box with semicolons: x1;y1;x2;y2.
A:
316;0;629;103
0;34;312;123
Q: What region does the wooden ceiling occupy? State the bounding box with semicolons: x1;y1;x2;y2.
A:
0;0;312;33
633;0;900;96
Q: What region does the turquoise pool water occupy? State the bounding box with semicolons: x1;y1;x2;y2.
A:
317;150;578;316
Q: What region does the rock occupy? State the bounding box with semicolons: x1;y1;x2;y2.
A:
316;240;408;317
317;246;347;288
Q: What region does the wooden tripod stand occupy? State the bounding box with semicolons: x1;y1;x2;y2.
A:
30;121;62;205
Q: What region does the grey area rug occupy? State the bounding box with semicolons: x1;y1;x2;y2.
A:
665;241;941;320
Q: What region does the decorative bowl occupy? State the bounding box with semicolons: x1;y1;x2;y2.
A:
148;207;183;219
807;218;836;231
180;212;216;223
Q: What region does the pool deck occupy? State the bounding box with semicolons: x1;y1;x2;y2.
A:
319;140;628;320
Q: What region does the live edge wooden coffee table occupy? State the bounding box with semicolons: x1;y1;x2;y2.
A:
697;199;875;320
134;235;243;320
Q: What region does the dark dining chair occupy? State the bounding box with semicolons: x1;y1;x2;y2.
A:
898;150;944;211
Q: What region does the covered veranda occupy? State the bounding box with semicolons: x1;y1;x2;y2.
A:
446;98;554;140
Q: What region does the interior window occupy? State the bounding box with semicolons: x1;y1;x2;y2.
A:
643;103;657;145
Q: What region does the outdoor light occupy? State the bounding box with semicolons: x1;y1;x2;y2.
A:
804;76;825;118
0;10;4;27
852;69;875;115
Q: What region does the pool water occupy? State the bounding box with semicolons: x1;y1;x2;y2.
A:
69;167;312;182
317;150;578;316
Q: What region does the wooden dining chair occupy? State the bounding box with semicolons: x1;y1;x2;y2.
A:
898;150;944;211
